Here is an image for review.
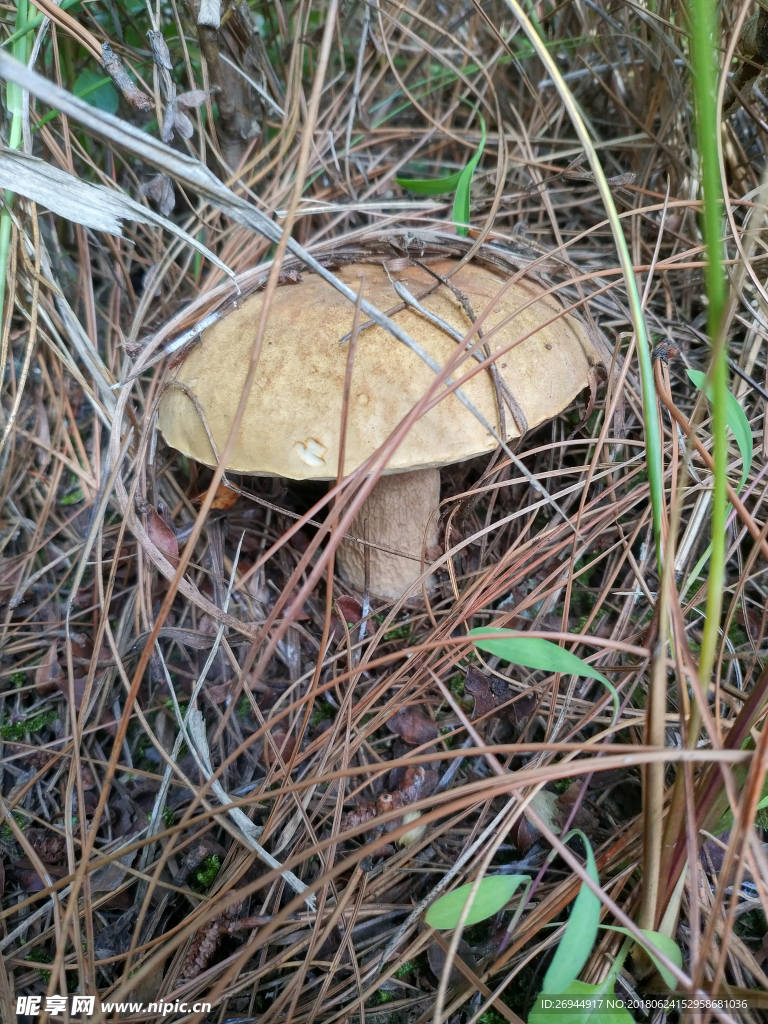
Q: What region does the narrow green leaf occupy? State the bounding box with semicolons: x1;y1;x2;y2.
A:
394;169;464;196
396;113;486;234
687;368;753;490
530;980;633;1024
452;114;486;236
425;874;529;929
468;628;620;724
541;831;600;994
602;927;682;990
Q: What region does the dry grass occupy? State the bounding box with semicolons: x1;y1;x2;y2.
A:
1;2;768;1023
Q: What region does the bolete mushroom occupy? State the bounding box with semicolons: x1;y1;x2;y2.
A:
158;259;599;600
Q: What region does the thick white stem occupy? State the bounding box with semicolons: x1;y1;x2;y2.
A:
336;468;440;601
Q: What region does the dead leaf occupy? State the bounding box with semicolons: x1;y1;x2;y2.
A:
0;859;5;898
144;504;179;564
263;731;297;768
465;667;495;721
555;779;597;834
205;681;231;704
510;789;560;853
12;860;68;892
35;642;62;696
177;89;209;110
427;938;478;987
209;481;239;510
336;595;363;624
26;828;66;863
387;706;438;745
141;173;175;217
56;674;86;710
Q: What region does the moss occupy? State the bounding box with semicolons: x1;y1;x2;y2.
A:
191;854;221;891
553;777;574;794
477;1013;507;1024
310;700;335;727
10;672;25;687
25;949;52;984
0;810;27;841
237;697;252;720
1;707;58;741
449;673;465;697
393;959;417;978
365;990;393;1008
162;806;176;828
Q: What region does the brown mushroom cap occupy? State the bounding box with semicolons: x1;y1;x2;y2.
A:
158;260;599;479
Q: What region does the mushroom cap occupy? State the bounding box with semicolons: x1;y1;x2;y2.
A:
158;260;599;480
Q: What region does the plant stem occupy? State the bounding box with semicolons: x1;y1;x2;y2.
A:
688;0;728;712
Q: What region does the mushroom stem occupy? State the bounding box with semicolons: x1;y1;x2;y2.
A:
336;468;440;602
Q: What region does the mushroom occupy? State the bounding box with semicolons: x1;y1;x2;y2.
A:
158;259;599;601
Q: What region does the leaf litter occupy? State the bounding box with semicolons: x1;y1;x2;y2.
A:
0;2;767;1024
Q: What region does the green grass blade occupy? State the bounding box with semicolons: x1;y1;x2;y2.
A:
452;114;486;236
425;874;529;929
500;0;665;567
396;114;486;237
688;0;728;689
541;831;600;993
468;628;619;723
686;368;752;489
395;170;464;195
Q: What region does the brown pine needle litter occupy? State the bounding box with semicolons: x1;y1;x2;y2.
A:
1;2;768;1024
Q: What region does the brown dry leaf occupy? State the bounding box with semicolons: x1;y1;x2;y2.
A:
464;667;496;721
205;680;231;704
336;595;363;624
427;937;478;987
141;173;175;217
12;860;68;893
510;789;560;853
56;674;87;710
26;828;67;863
263;731;297;767
209;481;239;510
555;779;597;834
35;642;62;696
144;505;179;563
177;89;209;110
387;706;438;745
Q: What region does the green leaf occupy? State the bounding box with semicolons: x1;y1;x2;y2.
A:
396;115;486;236
541;831;600;994
452;115;486;237
602;927;682;990
425;874;529;929
468;628;620;724
687;368;753;490
530;980;633;1024
74;69;119;115
394;168;465;196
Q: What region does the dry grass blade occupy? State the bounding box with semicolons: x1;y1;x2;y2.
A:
2;3;768;1024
